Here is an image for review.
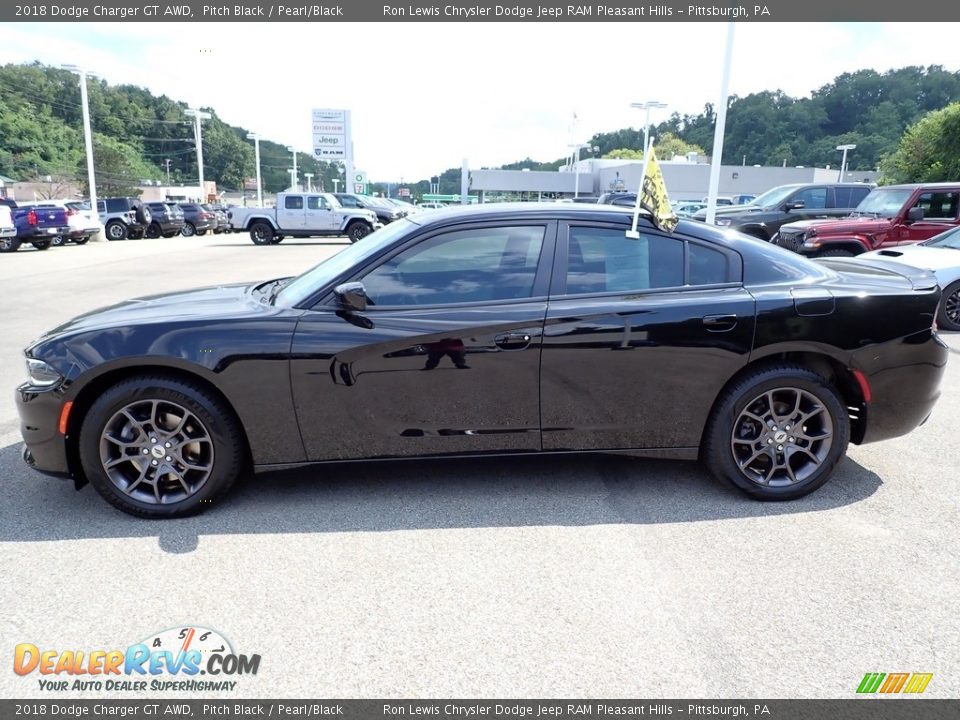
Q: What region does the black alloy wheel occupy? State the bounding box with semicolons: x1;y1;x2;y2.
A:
937;280;960;331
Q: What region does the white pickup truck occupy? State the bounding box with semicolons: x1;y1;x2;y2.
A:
228;192;380;245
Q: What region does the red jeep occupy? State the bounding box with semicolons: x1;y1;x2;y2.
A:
776;183;960;257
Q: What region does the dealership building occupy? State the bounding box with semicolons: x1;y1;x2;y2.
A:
468;157;878;201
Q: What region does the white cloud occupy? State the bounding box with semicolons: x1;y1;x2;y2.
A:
1;21;957;180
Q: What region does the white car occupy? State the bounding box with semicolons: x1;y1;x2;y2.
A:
860;225;960;331
0;204;16;245
18;200;101;245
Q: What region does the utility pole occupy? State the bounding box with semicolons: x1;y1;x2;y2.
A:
185;108;211;201
246;132;263;207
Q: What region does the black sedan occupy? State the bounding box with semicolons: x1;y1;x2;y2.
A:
16;205;948;517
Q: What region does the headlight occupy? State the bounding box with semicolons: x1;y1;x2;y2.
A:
714;218;733;227
26;358;63;387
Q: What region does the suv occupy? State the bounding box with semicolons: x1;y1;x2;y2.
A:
333;193;403;224
177;204;216;236
691;183;875;241
98;197;151;240
777;183;960;257
143;202;185;238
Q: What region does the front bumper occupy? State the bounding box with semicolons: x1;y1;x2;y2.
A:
16;383;71;476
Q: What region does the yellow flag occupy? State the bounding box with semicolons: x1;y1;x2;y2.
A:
641;147;679;233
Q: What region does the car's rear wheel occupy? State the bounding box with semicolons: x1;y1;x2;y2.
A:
73;237;89;245
32;240;52;250
0;236;21;252
145;222;161;239
196;229;207;236
51;235;66;247
181;222;196;237
702;365;849;500
79;376;245;518
105;221;127;241
937;279;960;332
250;222;274;245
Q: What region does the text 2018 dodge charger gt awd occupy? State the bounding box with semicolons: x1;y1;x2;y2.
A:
16;204;948;517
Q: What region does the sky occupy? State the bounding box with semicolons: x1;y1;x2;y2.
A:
1;22;958;181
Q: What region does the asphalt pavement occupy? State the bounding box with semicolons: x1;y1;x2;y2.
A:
2;233;958;699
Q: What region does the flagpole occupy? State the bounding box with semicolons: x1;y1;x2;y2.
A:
627;101;666;239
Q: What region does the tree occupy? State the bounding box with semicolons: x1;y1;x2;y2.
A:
602;148;644;160
654;132;705;160
80;135;158;197
881;102;960;182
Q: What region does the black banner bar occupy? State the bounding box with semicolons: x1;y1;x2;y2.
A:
1;700;958;720
2;0;960;22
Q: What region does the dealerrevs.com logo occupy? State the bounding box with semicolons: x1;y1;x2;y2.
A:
14;626;260;692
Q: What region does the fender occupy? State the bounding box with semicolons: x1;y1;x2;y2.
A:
243;214;279;231
803;234;871;254
338;214;371;232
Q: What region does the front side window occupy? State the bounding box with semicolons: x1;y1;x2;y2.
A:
362;226;545;306
913;191;959;220
339;196;359;208
791;187;827;209
566;227;684;294
284;196;304;210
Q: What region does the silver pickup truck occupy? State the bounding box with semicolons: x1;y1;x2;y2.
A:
228;192;380;245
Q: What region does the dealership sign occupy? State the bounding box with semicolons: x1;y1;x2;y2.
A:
312;108;352;160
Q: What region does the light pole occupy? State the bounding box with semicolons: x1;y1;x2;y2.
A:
332;178;340;193
627;100;667;237
705;22;736;225
304;173;313;192
286;146;298;191
568;143;590;198
185;108;211;201
62;65;99;237
164;158;172;185
836;144;856;182
246;132;263;207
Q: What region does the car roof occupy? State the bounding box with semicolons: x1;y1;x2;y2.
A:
874;182;960;190
405;201;651;227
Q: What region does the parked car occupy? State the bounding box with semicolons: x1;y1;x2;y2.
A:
673;201;708;218
98;197;151;241
177;204;216;237
143;202;185;238
7;203;70;252
692;183;875;242
777;183;960;258
202;204;231;233
16;204;948;517
597;192;638;207
732;194;757;205
860;225;960;331
333;193;403;225
0;203;16;249
228;192;379;244
385;198;419;216
17;201;100;246
417;202;448;210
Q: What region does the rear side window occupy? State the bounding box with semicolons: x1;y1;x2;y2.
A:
105;199;125;212
284;196;304;210
913;191;959;220
834;186;871;207
307;196;329;210
688;244;728;285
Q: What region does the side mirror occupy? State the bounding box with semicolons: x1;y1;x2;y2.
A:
334;281;368;312
785;200;806;211
907;207;924;222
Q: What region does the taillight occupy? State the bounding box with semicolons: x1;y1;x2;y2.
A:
27;210;37;226
67;209;76;217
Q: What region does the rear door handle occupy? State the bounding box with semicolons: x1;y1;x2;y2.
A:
494;332;532;350
702;314;737;332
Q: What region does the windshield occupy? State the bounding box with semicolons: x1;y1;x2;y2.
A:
275;219;416;308
922;226;960;249
750;185;800;209
853;188;914;217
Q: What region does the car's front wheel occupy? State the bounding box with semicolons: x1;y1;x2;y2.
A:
105;221;127;241
937;279;960;332
702;365;849;500
79;376;245;518
346;221;372;243
250;222;274;245
181;222;196;237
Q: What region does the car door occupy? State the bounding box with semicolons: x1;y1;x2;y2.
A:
787;186;830;221
898;189;960;244
305;194;338;232
277;195;306;231
540;222;755;452
290;221;556;461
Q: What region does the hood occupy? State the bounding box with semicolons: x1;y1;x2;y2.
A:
31;282;265;346
780;216;889;235
861;244;960;271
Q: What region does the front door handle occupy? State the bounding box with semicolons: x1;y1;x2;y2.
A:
494;332;532;350
702;314;737;332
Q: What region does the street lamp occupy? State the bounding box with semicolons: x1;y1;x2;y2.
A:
332;178;340;193
185;108;211;201
304;173;314;193
245;132;263;207
627;101;668;237
836;144;856;182
62;65;99;237
568;143;590;198
286;146;298;191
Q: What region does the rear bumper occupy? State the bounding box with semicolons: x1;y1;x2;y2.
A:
856;330;949;444
15;383;71;476
20;226;71;240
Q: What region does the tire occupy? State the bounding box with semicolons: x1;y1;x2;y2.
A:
819;249;855;258
51;235;67;247
144;222;161;239
346;221;372;243
134;204;152;225
701;364;849;500
32;240;52;250
270;237;284;244
162;231;178;239
0;236;21;252
105;221;128;241
937;279;960;332
73;237;89;245
196;229;207;236
249;221;274;245
78;375;246;518
181;222;196;237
